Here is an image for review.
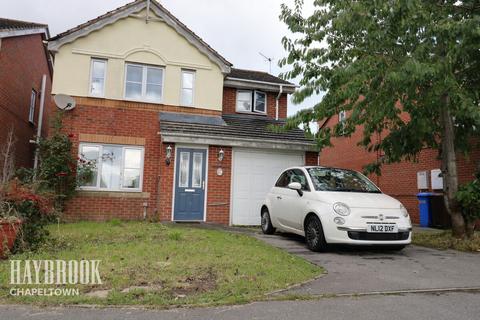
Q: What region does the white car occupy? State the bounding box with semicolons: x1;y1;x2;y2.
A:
261;166;412;252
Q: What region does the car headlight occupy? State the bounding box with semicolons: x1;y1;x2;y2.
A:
400;204;409;218
333;202;350;216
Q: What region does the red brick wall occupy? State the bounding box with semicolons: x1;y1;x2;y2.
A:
206;146;232;224
60;98;234;224
319;116;479;223
61;101;162;221
0;34;52;168
305;151;319;166
222;87;288;119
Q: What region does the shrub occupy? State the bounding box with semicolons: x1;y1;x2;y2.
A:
1;179;56;252
36;113;77;209
456;171;480;237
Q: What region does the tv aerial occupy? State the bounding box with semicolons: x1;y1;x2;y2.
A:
54;94;76;111
259;52;273;74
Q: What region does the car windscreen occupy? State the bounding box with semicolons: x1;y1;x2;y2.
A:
307;168;381;193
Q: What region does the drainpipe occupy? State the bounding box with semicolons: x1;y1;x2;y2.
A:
275;84;283;120
33;74;47;172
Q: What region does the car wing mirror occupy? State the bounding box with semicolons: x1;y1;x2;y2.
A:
288;182;303;197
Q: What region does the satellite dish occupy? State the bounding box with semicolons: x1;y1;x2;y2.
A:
54;94;76;111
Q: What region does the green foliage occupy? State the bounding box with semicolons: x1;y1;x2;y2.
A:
1;180;56;253
36;112;77;208
456;171;480;222
279;0;480;173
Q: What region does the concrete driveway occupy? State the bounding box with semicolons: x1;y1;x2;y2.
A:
254;232;480;295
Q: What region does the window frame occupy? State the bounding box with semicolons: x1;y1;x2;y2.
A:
180;69;196;106
89;58;107;97
124;62;165;103
235;90;267;115
338;110;347;135
78;142;144;192
28;89;36;124
253;90;267;114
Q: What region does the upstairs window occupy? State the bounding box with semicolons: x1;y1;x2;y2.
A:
181;70;195;106
236;90;267;114
338;110;347;135
89;59;106;97
125;63;164;102
28;89;36;124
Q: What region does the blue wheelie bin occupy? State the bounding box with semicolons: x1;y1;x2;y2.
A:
417;193;434;227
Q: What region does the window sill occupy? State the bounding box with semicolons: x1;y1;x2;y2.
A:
235;111;267;116
123;97;163;105
76;190;150;198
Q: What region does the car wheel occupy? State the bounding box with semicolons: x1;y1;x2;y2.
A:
261;208;275;234
305;215;328;252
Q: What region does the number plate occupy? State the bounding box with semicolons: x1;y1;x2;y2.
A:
367;224;398;233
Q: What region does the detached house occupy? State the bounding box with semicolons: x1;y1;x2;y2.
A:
47;0;317;225
0;18;52;169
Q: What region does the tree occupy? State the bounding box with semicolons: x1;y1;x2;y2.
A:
279;0;480;238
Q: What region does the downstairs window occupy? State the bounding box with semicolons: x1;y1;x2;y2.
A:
78;143;144;191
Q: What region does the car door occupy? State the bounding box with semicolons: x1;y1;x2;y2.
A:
269;170;291;226
280;169;311;231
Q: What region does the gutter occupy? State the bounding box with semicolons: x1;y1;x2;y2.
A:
225;77;297;88
159;131;317;152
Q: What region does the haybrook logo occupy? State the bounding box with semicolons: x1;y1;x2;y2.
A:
9;260;102;296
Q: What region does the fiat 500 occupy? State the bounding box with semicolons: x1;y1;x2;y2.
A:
261;166;412;252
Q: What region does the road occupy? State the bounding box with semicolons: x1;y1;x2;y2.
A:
1;291;479;320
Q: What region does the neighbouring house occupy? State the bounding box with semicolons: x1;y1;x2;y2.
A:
319;111;479;224
0;18;52;169
47;0;317;225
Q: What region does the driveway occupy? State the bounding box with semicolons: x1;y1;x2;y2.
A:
254;231;480;295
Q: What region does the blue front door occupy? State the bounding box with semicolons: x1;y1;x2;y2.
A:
173;148;207;221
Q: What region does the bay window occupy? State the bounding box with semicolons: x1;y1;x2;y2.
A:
236;90;267;114
78;143;144;191
125;63;164;102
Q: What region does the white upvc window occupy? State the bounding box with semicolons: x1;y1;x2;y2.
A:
125;63;164;102
180;69;195;106
78;143;144;192
235;90;267;114
89;58;107;97
338;110;347;135
28;89;36;123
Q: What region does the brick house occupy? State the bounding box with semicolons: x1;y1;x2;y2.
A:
0;18;52;169
47;0;317;224
319;112;479;224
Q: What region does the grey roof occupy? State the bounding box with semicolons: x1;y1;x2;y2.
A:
159;113;314;146
0;18;47;31
227;68;294;86
159;112;226;126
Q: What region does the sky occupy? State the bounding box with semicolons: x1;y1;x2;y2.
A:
0;0;323;116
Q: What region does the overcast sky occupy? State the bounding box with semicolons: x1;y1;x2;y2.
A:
0;0;322;116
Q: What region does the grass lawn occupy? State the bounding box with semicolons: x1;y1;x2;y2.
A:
0;221;322;307
413;229;480;252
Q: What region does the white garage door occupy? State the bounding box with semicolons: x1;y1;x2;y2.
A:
231;149;304;225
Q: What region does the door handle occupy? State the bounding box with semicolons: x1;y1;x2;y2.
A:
277;196;282;200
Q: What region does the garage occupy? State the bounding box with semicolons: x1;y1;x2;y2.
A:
231;148;305;225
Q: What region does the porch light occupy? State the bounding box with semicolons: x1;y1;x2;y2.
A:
166;145;172;165
218;148;225;162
